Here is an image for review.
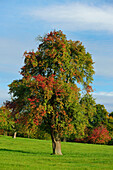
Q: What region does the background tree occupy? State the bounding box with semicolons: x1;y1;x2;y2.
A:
77;94;96;137
7;30;95;155
107;112;113;140
80;94;96;126
109;112;113;117
0;106;14;136
69;94;96;142
91;104;108;127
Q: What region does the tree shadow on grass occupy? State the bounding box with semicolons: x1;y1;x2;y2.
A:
0;148;48;155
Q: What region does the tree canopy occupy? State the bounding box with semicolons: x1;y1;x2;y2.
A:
7;30;95;155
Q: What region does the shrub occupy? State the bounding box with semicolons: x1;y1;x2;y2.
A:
88;126;111;144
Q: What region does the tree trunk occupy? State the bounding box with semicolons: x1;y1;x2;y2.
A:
13;131;17;138
51;133;62;155
63;137;67;142
4;131;7;136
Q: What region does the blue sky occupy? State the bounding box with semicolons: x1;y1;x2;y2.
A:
0;0;113;112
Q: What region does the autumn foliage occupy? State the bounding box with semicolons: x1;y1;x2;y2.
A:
88;126;111;144
6;30;95;154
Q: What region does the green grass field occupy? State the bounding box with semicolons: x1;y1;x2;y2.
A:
0;136;113;170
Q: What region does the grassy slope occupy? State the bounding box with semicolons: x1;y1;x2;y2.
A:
0;136;113;170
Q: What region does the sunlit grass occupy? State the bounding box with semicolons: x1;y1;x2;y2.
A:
0;135;113;169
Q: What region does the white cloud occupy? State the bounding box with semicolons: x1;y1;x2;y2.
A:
93;91;113;112
93;91;113;97
27;2;113;32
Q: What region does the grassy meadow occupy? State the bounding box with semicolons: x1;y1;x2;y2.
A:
0;135;113;170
